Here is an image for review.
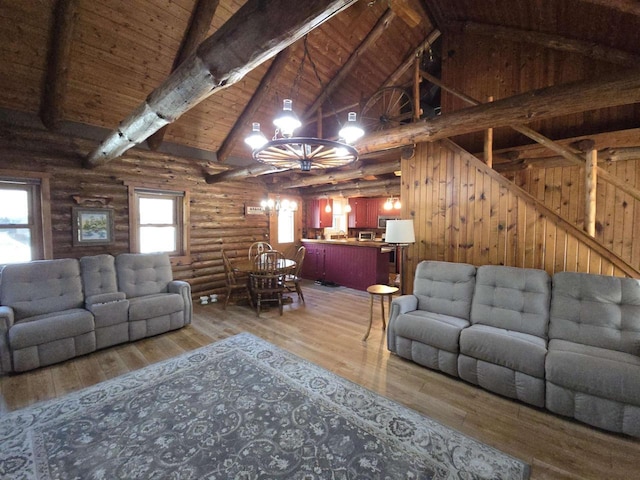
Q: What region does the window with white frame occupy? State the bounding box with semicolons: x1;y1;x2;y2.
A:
278;209;295;244
0;178;46;264
128;186;189;259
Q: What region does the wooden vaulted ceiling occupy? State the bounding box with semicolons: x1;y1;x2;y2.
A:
1;0;640;194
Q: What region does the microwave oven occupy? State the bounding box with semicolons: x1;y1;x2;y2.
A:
377;215;399;229
358;231;375;241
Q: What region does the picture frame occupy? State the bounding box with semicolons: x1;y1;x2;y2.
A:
72;207;114;246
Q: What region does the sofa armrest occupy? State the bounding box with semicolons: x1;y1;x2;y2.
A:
0;306;15;374
85;292;127;308
168;280;192;325
387;295;418;353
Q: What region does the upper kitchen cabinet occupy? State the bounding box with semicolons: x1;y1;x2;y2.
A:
348;197;382;229
305;198;333;229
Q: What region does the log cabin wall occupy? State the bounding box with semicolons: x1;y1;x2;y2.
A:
0;125;270;299
504;159;640;273
400;140;639;294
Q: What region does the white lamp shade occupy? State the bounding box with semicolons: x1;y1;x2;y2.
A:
385;219;415;244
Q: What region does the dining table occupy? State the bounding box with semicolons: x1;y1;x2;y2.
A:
233;258;296;274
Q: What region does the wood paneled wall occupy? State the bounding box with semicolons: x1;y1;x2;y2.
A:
505;159;640;272
400;140;639;294
440;32;640;153
0;125;270;299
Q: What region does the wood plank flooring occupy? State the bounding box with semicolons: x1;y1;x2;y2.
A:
1;281;638;479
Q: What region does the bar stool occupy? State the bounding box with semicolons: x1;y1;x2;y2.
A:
363;284;399;341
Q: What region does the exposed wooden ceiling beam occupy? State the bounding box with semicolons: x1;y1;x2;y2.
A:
216;47;294;164
40;0;78;130
205;163;283;184
277;160;400;189
304;181;400;198
382;29;441;89
447;20;640;68
305;177;399;195
146;0;220;151
579;0;640;16
302;8;396;122
86;0;358;167
420;70;640;202
389;0;429;28
355;69;640;156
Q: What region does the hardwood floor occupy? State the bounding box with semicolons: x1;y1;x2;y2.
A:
1;280;638;479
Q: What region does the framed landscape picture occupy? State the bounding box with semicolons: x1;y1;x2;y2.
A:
72;207;114;246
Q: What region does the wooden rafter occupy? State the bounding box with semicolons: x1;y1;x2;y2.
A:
205;164;283;184
355;69;640;156
302;8;397;122
216;48;294;164
382;29;441;89
277;160;400;189
580;0;640;16
147;0;220;151
40;0;78;130
447;20;640;68
86;0;358;167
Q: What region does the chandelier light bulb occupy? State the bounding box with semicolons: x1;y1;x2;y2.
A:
338;112;364;144
384;198;393;210
244;122;268;150
273;99;301;137
394;198;401;209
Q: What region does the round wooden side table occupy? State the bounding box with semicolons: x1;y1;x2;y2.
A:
363;284;399;341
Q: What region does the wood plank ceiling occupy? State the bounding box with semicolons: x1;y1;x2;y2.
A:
1;0;639;195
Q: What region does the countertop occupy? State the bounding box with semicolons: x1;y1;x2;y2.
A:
302;238;391;249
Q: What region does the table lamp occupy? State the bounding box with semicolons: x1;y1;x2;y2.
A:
384;219;415;294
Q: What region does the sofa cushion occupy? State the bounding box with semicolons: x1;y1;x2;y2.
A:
394;310;469;352
459;324;547;378
80;254;119;297
9;309;95;350
413;261;476;320
116;253;173;298
0;259;84;321
471;265;551;339
550;272;640;356
127;293;184;321
546;339;640;407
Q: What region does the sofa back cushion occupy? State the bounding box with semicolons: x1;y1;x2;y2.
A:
471;265;551;338
0;259;84;320
80;254;118;297
550;272;640;355
413;261;476;320
116;253;173;298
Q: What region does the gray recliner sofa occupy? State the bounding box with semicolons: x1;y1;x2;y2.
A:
0;253;192;374
545;271;640;436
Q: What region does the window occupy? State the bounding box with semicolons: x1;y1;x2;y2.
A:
278;209;295;244
0;175;50;264
128;185;190;262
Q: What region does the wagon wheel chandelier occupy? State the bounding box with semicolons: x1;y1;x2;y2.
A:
244;37;364;172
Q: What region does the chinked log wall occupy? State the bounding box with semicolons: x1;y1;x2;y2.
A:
401;140;640;294
0;126;269;298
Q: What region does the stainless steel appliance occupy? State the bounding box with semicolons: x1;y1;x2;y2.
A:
358;231;375;241
377;215;399;229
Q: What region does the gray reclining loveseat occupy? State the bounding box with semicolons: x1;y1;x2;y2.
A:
0;253;192;373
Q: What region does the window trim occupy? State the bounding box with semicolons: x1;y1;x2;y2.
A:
126;182;190;265
0;170;52;261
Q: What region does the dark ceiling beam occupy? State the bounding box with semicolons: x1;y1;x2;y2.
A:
304;180;400;198
216;47;294;164
86;0;358;167
277;160;400;189
40;0;78;130
355;69;640;156
146;0;220;151
447;20;640;68
305;177;399;195
382;28;441;89
579;0;640;16
301;8;397;122
205;164;283;183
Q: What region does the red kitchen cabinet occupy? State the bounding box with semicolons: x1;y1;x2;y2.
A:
348;197;383;229
305;199;333;229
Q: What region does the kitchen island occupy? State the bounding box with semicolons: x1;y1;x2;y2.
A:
301;239;391;291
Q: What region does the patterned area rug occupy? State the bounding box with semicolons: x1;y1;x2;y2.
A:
0;333;529;479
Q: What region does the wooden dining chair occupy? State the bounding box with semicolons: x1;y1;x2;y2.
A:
248;241;272;261
253;249;285;272
249;270;286;316
222;250;252;310
284;246;306;303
